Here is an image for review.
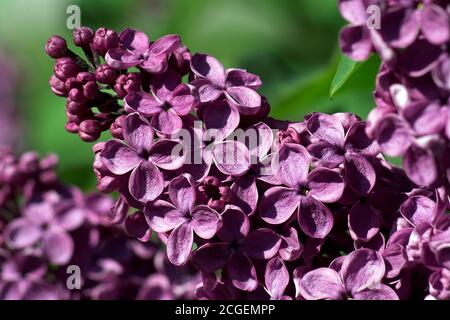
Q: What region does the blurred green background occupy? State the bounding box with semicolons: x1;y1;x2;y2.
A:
0;0;379;190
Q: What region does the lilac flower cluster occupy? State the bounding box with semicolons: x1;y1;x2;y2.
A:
338;0;450;190
45;26;449;300
0;147;199;299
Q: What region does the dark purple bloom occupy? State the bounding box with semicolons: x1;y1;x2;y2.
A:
144;174;222;265
106;28;180;73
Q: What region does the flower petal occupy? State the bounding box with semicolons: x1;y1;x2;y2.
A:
308;168;345;203
122;113;154;154
298;196;334;239
105;49;141;69
100;140;141;175
240;228;282;260
348;201;380;241
403;144;438;187
124;91;162;116
191;243;231;273
272;143;310;188
225;86;261;115
259;187;301;225
379;7;419;48
203;100;240;142
400;195;437;227
341;248;385;294
227;251;258;291
151;110;183;136
345;121;379;156
231;175;258;215
124;211;152;241
191;205;222;239
307;113;345;147
218;205;250;243
119;28;149;52
375;114;412;157
167;222;194;266
129;161;164;203
213;140;250;176
352;284;399;300
344;153;376;196
149;139;185;170
191;53;226;87
43;228;74;265
169;174;196;214
226;69;262;90
421;4;450;45
339;25;373;61
144;200;186;233
265;257;289;299
299;268;345;300
4;219;42;249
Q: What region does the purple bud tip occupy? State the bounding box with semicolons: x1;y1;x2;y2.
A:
73;27;94;48
79;119;102;142
92;28;119;56
45;35;68;59
95;65;119;85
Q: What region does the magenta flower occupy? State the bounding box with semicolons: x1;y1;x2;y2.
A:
259;143;344;238
124;71;195;135
190;53;262;115
106;28;180;74
99;113;185;203
298;249;398;300
144;174;222;265
192;206;281;291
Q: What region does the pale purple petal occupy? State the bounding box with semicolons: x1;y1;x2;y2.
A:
339;25;373;61
151;110;183;135
338;0;369;25
4;219;42;249
169;174;196;214
345;121;379;156
144;200;186;233
299;268;345;300
167;222;194;266
124;91;162;116
191;53;226;87
259;187;301;225
265;257;289;299
119;28;149;52
341;248;385;293
308;168;345;203
225;86;261;115
129;161;164;203
231;175;258;215
307;113;345;147
421;4;450;45
148;34;181;56
105;49;141;69
375;114;413;157
149;139;185;170
100;140;141;175
226;69;262;90
43;228;74;265
213;140;250;176
352;284;399;300
379;7;419;48
400;195;437;227
122;113;154;154
403;144;438;187
272;143;310;188
191;205;221;239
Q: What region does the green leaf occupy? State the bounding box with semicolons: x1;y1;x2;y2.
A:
329;55;363;98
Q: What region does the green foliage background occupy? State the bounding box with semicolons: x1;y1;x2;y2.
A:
0;0;380;191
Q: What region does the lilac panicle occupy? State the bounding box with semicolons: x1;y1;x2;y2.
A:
44;25;450;300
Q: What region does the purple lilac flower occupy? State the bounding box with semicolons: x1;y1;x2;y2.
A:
297;248;399;300
46;25;450;300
